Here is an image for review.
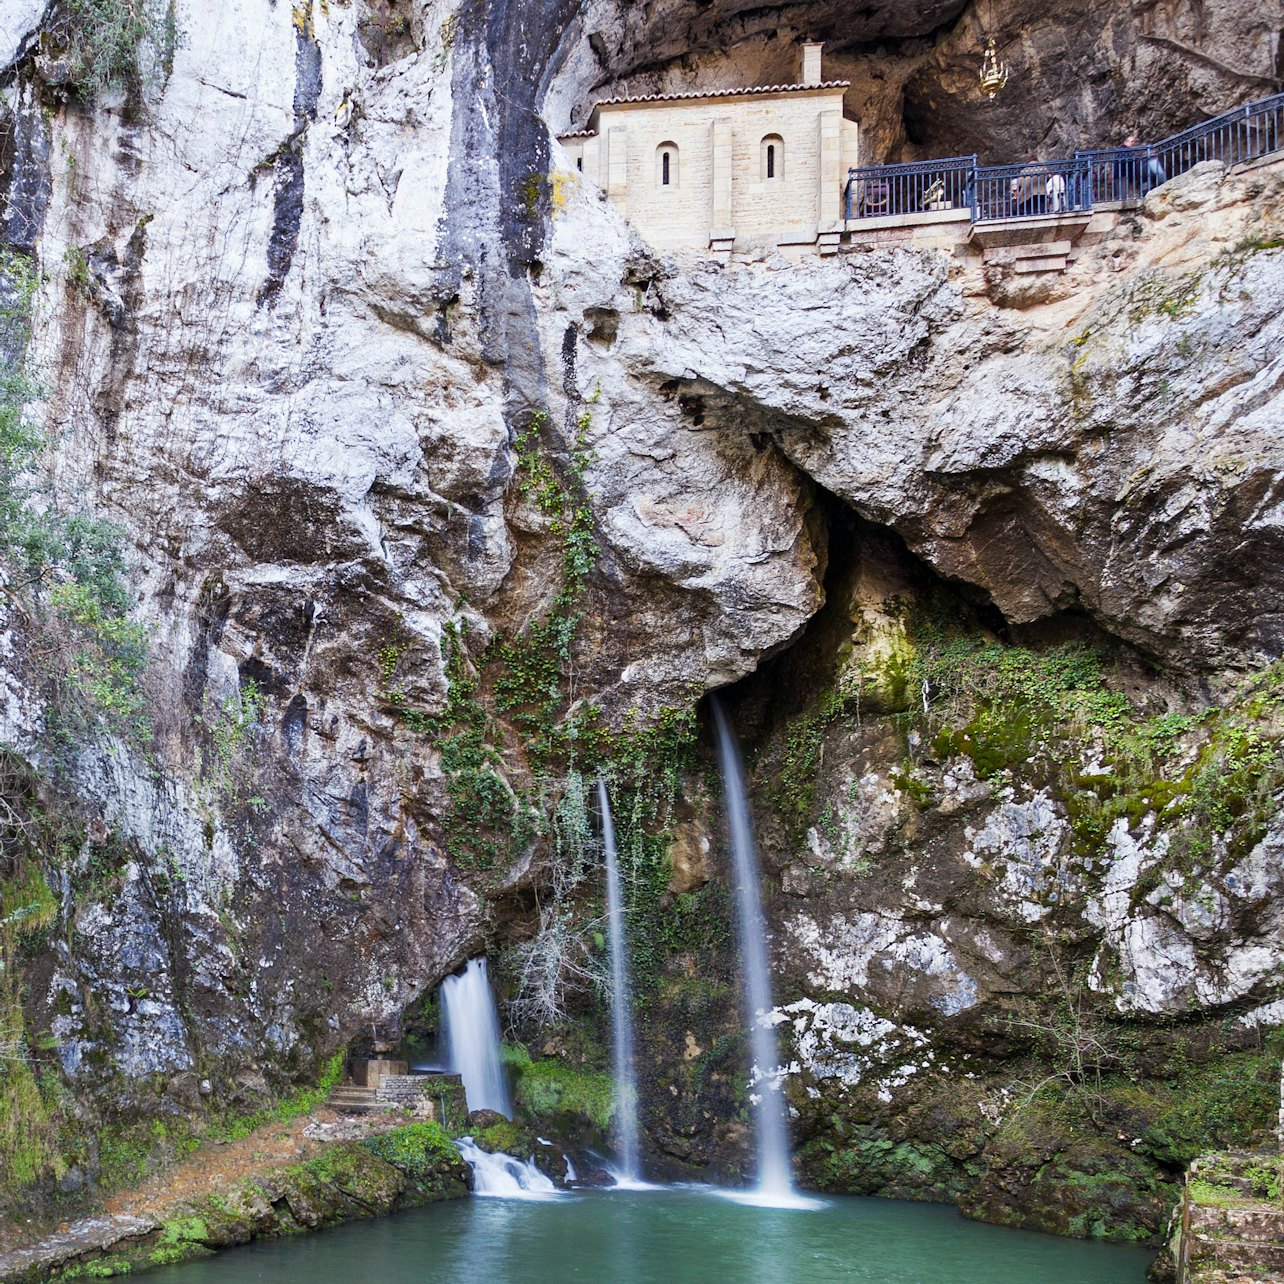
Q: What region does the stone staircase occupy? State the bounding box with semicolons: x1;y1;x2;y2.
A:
325;1081;387;1114
1179;1151;1284;1282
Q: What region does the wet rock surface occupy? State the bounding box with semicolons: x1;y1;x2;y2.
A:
0;0;1281;1258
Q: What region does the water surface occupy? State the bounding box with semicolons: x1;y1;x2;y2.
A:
152;1188;1153;1283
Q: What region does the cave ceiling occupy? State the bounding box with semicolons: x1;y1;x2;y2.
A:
557;0;1283;165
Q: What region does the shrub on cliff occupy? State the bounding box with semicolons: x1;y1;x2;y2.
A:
56;0;181;98
0;249;147;743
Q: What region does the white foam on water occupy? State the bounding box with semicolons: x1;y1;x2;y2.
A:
713;1187;827;1211
456;1138;561;1201
606;1169;664;1192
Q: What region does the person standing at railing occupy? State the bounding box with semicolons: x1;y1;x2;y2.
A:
1046;168;1067;213
1144;144;1168;192
1120;134;1167;196
1010;156;1045;216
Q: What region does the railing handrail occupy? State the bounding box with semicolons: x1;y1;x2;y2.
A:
846;154;977;179
845;88;1283;225
974;157;1087;176
1143;91;1284;151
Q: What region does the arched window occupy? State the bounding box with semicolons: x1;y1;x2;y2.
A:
761;134;784;181
656;141;678;188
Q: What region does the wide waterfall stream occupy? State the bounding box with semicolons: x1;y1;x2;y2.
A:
138;1190;1151;1282
598;777;642;1184
440;958;511;1116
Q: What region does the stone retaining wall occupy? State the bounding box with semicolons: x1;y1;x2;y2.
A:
375;1075;468;1132
1177;1152;1284;1283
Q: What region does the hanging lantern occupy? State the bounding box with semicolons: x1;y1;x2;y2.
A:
979;36;1009;98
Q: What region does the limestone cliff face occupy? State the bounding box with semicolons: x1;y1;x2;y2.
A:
0;0;1281;1238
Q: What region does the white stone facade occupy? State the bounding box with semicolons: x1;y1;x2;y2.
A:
558;44;859;258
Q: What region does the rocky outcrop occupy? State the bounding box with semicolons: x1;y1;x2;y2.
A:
590;159;1284;672
0;0;1281;1251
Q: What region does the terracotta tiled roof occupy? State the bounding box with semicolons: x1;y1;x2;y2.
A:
595;80;850;106
558;129;598;139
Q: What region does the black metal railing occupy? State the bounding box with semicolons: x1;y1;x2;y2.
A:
843;155;976;220
971;157;1092;221
844;90;1284;225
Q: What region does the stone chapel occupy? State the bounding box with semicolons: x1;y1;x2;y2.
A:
558;44;860;258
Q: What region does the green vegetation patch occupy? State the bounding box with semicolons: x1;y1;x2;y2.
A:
510;1052;615;1132
60;0;182;98
1187;1178;1247;1207
147;1215;213;1268
0;250;148;748
362;1121;459;1177
209;1050;345;1142
768;600;1284;906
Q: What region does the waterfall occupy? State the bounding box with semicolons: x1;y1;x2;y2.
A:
598;777;642;1183
440;957;513;1117
455;1138;559;1199
710;695;796;1203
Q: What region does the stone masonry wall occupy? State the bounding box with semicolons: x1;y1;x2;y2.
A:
578;87;849;250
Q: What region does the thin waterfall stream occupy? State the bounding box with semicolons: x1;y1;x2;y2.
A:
440;957;513;1117
710;695;802;1206
597;777;642;1183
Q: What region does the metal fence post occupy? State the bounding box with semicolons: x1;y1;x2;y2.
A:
969;154;979;221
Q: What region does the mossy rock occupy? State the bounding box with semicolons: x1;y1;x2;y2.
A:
798;1129;960;1202
362;1121;462;1187
471;1119;538;1157
960;1129;1172;1242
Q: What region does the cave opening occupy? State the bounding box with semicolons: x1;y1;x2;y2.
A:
704;484;1155;755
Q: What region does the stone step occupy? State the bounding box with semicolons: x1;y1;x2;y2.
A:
326;1083;391;1114
1188;1240;1284;1272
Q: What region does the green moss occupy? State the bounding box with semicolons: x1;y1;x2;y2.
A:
147;1215;212;1268
1;860;58;943
1187;1179;1246;1207
471;1120;532;1155
901;617;1284;889
0;1045;63;1196
378;405;611;873
489;407;598;768
52;1129;468;1279
511;1057;615;1131
361;1121;458;1177
1133;1045;1280;1166
56;1262;132;1279
804;1132;959;1200
889;764;933;809
1126;269;1203;324
773;681;865;850
209;1049;346;1142
0;849;67;1200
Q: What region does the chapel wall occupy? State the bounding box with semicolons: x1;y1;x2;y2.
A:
587;89;850;252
